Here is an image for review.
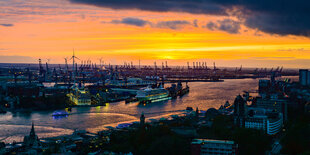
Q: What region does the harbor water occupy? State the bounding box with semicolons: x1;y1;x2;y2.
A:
0;78;272;143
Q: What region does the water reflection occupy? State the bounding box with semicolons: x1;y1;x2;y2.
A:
0;78;283;143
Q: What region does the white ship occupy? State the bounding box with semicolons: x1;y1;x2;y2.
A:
135;86;170;104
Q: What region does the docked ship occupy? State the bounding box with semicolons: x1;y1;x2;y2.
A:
135;86;171;104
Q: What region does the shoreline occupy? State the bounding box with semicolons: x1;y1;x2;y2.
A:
2;110;187;144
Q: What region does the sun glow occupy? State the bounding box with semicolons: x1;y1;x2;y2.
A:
158;55;175;60
1;0;310;68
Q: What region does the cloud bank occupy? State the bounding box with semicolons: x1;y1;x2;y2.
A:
0;24;14;27
111;18;149;27
109;17;195;30
206;19;241;34
0;56;35;63
70;0;310;37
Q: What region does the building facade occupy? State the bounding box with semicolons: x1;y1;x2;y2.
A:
233;95;246;127
299;69;308;86
68;85;91;106
244;108;283;135
191;139;238;155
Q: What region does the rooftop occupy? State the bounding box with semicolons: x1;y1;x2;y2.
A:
192;139;235;145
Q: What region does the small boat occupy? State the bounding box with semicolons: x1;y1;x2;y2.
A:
52;111;69;116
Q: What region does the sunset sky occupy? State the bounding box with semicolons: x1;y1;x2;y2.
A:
1;0;310;68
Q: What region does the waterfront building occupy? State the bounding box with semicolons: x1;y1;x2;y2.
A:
299;69;308;86
191;139;238;155
244;108;267;131
255;96;288;121
307;71;310;86
67;84;91;105
233;95;246;127
244;108;283;135
259;79;271;95
266;113;283;135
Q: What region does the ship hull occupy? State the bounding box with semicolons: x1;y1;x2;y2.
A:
137;93;170;104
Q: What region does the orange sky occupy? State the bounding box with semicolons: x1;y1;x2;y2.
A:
1;0;310;68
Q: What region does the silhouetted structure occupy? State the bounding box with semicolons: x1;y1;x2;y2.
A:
233;95;246;127
140;112;145;127
195;107;199;118
23;123;40;148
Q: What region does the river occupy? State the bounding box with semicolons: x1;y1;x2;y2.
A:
0;77;289;143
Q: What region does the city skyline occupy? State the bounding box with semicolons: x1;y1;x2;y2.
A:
1;0;310;68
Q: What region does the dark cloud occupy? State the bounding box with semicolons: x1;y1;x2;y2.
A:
217;19;240;34
219;0;310;36
70;0;310;37
0;24;14;27
193;19;198;27
111;17;149;27
205;19;240;34
109;17;194;29
206;21;217;31
156;20;191;29
70;0;226;16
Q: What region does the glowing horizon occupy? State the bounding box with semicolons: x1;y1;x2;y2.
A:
1;0;310;68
